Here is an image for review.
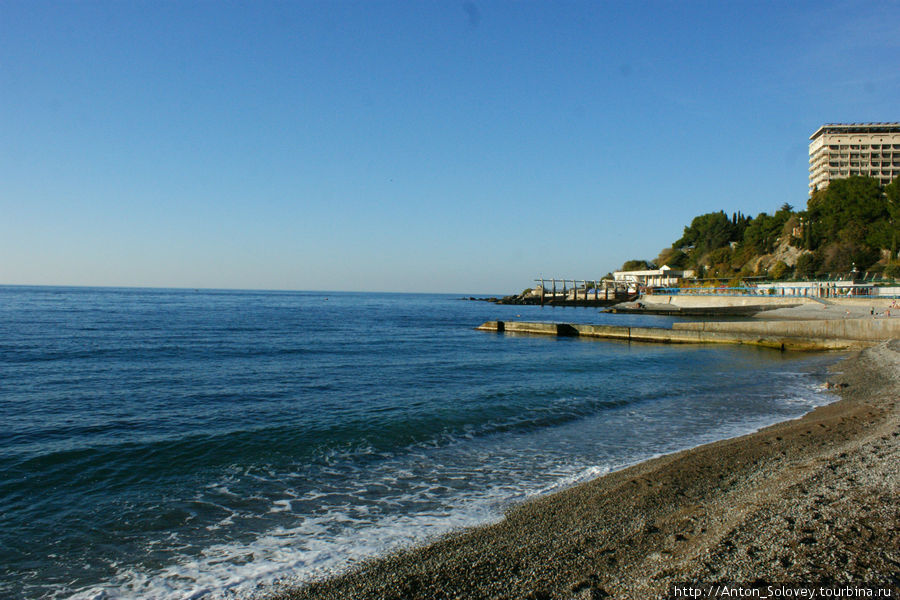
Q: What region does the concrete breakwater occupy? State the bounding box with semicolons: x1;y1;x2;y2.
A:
476;318;900;351
672;318;900;342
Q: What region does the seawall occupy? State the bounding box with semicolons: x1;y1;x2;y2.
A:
645;294;818;308
643;294;898;310
673;317;900;342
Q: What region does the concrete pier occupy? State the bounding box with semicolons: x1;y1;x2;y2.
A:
476;319;898;351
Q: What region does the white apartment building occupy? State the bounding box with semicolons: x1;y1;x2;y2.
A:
808;122;900;194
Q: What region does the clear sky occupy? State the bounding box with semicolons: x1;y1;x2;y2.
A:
2;1;898;294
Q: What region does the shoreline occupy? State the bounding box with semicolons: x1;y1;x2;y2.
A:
266;340;900;600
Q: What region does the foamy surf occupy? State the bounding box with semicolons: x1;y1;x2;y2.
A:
58;489;508;600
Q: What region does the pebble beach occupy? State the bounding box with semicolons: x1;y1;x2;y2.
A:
268;339;900;600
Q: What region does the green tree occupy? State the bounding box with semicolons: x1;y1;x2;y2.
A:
655;247;688;268
794;253;821;278
769;261;789;280
807;176;889;247
621;259;653;271
706;246;735;278
675;211;739;263
885;261;900;280
885;178;900;259
742;210;790;254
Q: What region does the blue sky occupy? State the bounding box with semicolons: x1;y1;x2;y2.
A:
2;1;898;293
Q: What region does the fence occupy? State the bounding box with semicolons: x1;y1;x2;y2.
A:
648;285;900;299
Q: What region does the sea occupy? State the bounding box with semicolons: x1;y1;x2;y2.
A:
0;286;841;600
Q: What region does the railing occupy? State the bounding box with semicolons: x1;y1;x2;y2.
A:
649;287;800;297
646;286;899;299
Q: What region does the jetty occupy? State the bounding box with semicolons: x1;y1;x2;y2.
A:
492;278;636;306
476;316;900;351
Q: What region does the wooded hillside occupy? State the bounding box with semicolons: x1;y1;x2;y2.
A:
634;176;900;281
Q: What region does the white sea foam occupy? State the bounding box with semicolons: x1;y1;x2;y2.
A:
527;465;610;497
268;499;292;513
61;491;506;600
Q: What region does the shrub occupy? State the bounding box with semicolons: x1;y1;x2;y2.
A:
885;262;900;281
794;253;821;279
769;261;789;280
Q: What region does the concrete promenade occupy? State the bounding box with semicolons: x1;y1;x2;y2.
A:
642;293;900;312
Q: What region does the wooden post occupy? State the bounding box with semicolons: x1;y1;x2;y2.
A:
540;278;544;306
552;279;556;302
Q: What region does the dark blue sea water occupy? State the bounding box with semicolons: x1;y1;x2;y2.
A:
0;286;840;600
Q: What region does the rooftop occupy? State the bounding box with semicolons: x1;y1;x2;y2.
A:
810;122;900;140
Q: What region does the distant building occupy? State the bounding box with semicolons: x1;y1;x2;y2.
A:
808;122;900;194
613;265;694;288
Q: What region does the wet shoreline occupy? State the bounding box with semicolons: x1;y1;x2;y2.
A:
266;341;900;599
